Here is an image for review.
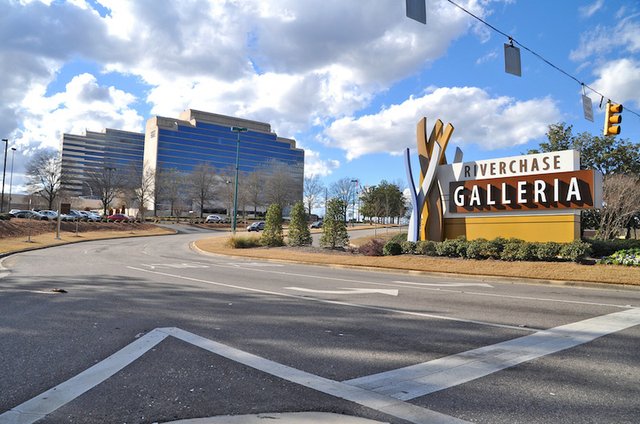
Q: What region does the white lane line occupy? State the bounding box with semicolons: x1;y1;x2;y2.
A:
0;329;168;424
394;281;493;288
285;287;399;296
0;328;468;424
127;266;535;332
165;327;468;424
344;308;640;401
202;262;636;309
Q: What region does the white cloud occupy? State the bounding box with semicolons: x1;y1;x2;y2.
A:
579;0;605;18
570;17;640;62
303;149;341;177
589;58;640;107
323;87;559;160
16;73;143;151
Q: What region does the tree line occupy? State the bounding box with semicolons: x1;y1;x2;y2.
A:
527;122;640;239
24;153;301;220
304;175;407;224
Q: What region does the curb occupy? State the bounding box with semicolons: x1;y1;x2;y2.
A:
164;412;388;424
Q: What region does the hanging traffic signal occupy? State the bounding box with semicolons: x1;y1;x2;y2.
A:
603;101;623;136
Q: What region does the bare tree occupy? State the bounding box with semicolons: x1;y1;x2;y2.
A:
87;164;126;216
190;163;218;218
597;174;640;239
330;177;357;220
243;170;264;218
304;175;325;216
156;167;186;217
125;163;155;221
262;160;301;209
25;149;63;210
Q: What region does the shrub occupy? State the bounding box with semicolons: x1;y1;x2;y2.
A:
515;243;537;261
598;248;640;266
535;242;562;261
500;239;524;261
586;239;640;257
435;238;465;257
416;240;437;256
0;213;11;221
225;235;261;249
358;239;384;256
261;204;284;247
389;232;408;244
320;198;349;249
400;241;416;254
559;240;593;262
287;201;312;247
465;238;500;260
383;241;403;256
488;237;508;256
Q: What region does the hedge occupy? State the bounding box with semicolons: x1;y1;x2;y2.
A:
383;236;593;263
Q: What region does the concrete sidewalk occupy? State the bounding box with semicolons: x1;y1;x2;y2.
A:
166;412;388;424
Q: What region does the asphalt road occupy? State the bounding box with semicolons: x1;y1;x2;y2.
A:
1;226;639;424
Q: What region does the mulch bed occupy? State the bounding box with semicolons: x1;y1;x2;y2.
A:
0;219;157;238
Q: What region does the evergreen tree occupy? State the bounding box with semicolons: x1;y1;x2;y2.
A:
287;201;312;246
261;203;284;247
320;198;349;249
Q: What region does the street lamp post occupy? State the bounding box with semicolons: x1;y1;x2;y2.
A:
8;147;16;211
1;138;8;213
350;179;359;225
231;126;248;235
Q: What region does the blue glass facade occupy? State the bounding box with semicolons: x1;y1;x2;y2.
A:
144;110;304;209
61;110;304;213
61;129;145;198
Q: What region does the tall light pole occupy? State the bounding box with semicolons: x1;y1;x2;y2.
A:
1;138;8;213
231;126;248;235
8;147;16;211
350;179;359;225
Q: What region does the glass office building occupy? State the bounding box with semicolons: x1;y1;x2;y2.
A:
60;110;304;214
144;109;305;211
61;128;145;198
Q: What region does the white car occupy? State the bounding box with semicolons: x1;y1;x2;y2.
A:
39;210;59;221
205;214;227;223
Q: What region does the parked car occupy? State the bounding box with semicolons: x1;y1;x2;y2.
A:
310;220;323;228
39;210;59;221
14;210;47;220
8;209;22;217
246;221;265;232
61;210;87;221
106;213;130;222
205;214;227;223
79;211;101;221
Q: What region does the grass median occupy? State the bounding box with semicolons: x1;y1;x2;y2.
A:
194;233;640;286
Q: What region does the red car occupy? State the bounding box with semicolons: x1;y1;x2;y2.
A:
106;213;130;222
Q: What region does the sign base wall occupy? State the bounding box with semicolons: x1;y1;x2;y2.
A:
444;214;580;243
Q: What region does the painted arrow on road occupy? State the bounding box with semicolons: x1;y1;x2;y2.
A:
393;281;493;288
285;287;399;296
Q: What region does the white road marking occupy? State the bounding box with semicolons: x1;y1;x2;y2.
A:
394;280;493;288
226;262;284;267
140;262;210;269
127;266;535;331
0;328;468;424
0;329;168;424
344;308;640;400
203;261;636;309
285;287;399;296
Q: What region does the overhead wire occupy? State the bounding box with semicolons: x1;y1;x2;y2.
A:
445;0;640;121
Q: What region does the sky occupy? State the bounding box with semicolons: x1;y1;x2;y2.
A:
1;0;639;195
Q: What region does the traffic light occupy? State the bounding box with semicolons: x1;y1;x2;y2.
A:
603;101;623;136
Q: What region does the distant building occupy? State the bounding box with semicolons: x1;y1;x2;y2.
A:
60;110;304;215
144;109;304;212
60;128;145;198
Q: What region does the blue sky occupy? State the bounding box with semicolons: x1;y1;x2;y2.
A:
1;0;639;193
